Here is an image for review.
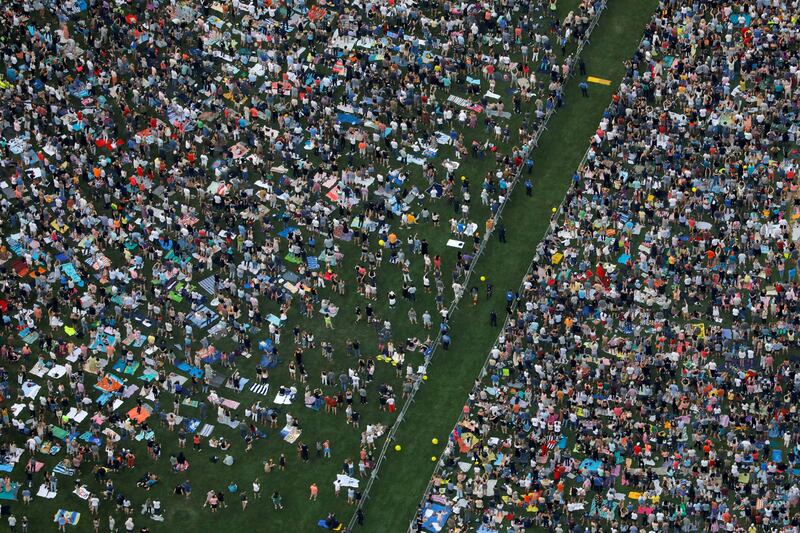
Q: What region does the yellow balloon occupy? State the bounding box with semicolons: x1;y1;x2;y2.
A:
431;456;437;462
480;276;486;282
460;176;466;181
422;375;428;381
395;445;402;452
691;187;697;192
551;207;557;213
432;438;439;445
378;239;385;246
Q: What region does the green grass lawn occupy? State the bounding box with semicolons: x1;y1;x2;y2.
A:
355;0;659;530
1;1;654;532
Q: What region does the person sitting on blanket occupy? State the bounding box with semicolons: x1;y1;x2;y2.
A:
248;424;264;440
174;381;190;396
208;437;232;451
175;452;189;472
208;391;220;405
136;472;158;490
324;513;341;529
304;389;321;406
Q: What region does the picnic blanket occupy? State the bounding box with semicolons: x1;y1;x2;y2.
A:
112;358;140;375
279;425;301;444
95;373;124;393
54;510;81;526
37;484;58;498
421;502;452;532
127;404;153;423
274;387;296;405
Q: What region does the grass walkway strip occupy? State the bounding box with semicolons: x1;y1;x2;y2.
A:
354;0;659;530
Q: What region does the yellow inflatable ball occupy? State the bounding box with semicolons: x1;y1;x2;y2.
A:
480;276;486;282
422;375;428;381
394;445;402;452
431;456;437;462
378;239;385;246
432;438;439;445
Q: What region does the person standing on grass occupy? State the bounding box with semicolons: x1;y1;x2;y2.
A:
309;483;318;501
422;310;432;329
204;491;218;512
323;440;331;459
272;491;284;510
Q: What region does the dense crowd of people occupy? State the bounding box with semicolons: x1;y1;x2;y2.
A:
416;0;800;532
0;0;605;529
